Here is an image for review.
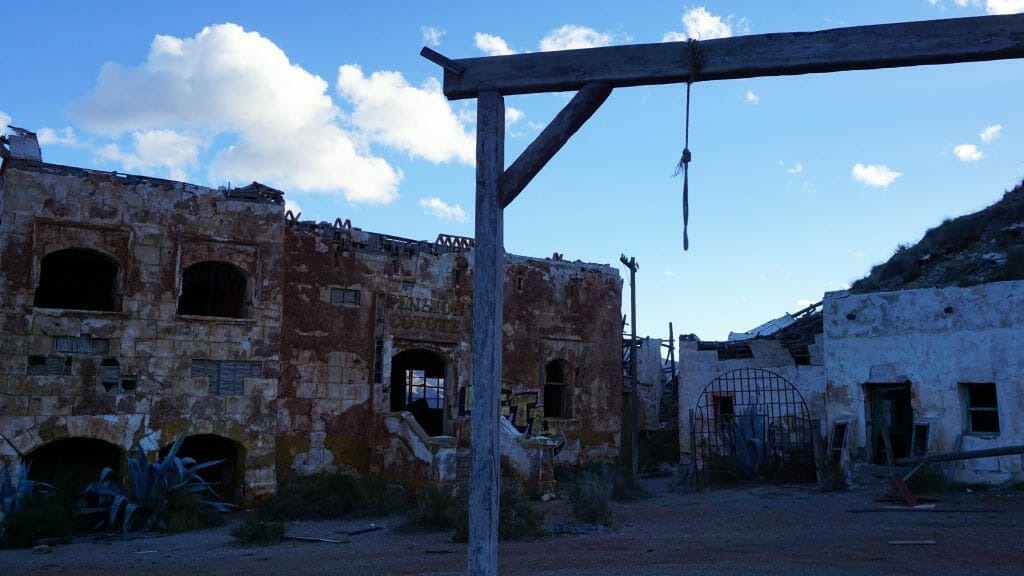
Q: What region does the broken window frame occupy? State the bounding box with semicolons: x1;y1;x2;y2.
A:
26;355;72;376
829;420;849;463
960;382;1000;436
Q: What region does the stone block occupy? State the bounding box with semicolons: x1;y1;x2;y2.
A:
244;378;277;398
0;396;29;416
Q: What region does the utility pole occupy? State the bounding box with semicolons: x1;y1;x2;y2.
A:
620;254;639;480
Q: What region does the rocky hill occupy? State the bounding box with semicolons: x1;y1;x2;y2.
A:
849;179;1024;294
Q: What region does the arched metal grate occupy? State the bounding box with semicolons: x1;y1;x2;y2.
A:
690;368;816;487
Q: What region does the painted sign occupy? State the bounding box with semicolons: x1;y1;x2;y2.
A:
380;293;468;334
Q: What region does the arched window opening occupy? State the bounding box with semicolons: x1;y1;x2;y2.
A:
177;261;248;318
159;434;245;504
25;437;122;496
390;349;447;436
544;359;570;418
34;248;120;311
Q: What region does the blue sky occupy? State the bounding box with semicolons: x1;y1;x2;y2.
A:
2;1;1022;340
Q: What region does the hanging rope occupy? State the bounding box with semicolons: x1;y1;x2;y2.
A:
675;39;701;251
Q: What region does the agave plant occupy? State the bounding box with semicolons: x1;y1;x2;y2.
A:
1;462;53;516
82;435;234;533
1;462;57;544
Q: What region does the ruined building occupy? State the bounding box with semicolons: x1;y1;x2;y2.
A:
679;278;1024;486
0;130;623;502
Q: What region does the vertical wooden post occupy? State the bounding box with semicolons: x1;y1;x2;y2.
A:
469;90;504;576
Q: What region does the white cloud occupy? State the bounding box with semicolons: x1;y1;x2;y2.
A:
419;197;468;222
663;270;678;278
745;90;759;104
851;163;902;188
421;26;445;46
37;127;79;147
680;7;733;40
985;0;1024;13
954;143;984;162
539;25;614;51
788;162;803;174
505;106;524;126
980;124;1003;143
795;298;814;309
284;198;303;217
98;129;202;181
72;23;400;204
475;33;515;56
662;31;688;42
0;111;11;135
951;0;1024;12
337;65;475;165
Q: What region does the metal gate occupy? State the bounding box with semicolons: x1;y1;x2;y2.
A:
690;368;816;487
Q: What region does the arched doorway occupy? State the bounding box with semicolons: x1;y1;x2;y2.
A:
390;349;447;436
159;434;245;504
690;368;816;487
25;437;122;496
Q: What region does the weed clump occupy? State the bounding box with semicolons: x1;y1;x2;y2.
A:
0;493;77;548
566;469;614;526
259;472;407;521
231;516;285;547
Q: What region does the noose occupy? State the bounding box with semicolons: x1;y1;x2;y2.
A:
675;39;701;251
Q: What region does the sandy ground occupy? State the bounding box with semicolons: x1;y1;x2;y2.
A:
2;478;1023;576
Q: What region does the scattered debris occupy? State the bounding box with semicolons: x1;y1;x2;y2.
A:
284;535;350;544
335;526;383;536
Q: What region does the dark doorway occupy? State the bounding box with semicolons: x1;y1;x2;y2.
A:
25;437;122;496
34;248;120;311
177;261;248;318
160;434;245;504
868;383;914;464
390;349;447;436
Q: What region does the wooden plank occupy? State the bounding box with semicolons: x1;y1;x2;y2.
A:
894;444;1024;466
468;90;504;576
500;82;612;208
436;14;1024;99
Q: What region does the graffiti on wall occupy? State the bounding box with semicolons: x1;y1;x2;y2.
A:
458;381;561;438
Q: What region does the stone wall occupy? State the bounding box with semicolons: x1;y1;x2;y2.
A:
0;152;624;500
0;160;284;501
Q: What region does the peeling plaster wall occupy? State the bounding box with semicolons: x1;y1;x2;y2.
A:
824;283;1024;483
0;160;283;500
676;337;826;465
502;255;623;467
281;234;624;481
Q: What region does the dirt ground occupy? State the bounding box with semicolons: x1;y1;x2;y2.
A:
2;477;1023;576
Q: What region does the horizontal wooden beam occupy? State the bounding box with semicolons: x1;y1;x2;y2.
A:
500;82;612;208
434;14;1024;99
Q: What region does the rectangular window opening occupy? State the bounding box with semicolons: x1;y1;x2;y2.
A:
27;355;72;376
961;382;999;436
192;359;262;396
912;422;930;457
330;287;361;306
54;335;111;355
